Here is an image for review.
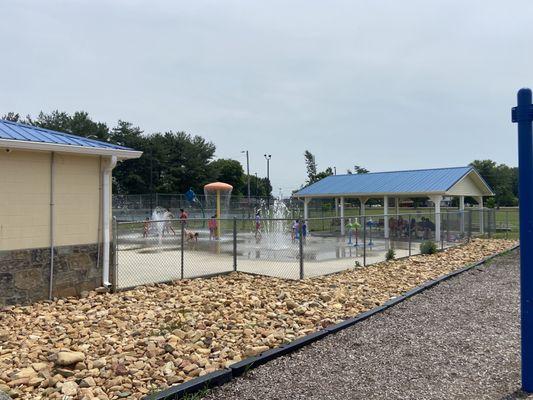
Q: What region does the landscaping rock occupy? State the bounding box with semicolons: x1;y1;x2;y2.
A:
55;351;85;366
61;381;78;396
0;239;516;400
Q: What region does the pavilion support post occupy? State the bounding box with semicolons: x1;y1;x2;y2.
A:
459;195;465;233
384;195;389;239
335;198;339;217
359;197;368;217
430;195;443;243
477;196;484;234
303;198;310;223
340;197;345;235
395;197;400;216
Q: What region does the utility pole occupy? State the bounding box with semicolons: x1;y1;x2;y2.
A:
264;154;272;208
241;150;251;214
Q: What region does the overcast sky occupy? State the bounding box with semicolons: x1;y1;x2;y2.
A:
2;0;532;196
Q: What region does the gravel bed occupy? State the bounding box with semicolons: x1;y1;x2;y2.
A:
206;249;523;400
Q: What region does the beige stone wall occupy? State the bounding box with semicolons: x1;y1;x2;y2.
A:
0;149;103;251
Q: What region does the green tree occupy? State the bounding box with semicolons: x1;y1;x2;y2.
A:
314;167;334;181
470;160;518;207
110;121;152;194
249;175;272;197
304;150;318;184
30;110;110;141
303;150;333;185
1;112;23;122
347;165;369;174
208;158;245;195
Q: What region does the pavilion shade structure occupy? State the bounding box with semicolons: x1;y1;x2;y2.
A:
294;166;493;198
293;166;494;241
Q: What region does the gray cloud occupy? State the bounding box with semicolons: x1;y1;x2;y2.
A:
2;0;532;195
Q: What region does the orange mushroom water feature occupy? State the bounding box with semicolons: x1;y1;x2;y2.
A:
204;182;233;238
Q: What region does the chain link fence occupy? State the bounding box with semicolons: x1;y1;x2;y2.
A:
113;209;517;290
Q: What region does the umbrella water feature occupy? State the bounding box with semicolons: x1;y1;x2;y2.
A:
204;182;233;239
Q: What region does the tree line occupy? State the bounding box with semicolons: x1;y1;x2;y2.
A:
2;111;272;197
1;112;519;206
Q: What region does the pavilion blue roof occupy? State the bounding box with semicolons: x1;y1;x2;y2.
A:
294;166;490;197
0;119;137;153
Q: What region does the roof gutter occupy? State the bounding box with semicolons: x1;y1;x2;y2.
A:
0;138;142;159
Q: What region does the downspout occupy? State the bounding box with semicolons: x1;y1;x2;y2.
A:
102;155;117;287
48;152;55;300
95;157;102;278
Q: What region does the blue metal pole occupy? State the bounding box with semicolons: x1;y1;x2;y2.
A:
513;88;533;392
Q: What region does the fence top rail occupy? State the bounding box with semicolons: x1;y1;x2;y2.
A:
114;209;509;225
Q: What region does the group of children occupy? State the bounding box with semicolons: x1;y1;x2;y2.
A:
142;208;309;243
291;219;308;241
253;211;308;241
143;208;200;242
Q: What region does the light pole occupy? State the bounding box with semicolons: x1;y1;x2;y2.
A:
241;150;251;213
264;154;272;208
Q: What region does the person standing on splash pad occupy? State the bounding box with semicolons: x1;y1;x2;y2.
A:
179;208;188;224
208;215;218;240
292;219;300;242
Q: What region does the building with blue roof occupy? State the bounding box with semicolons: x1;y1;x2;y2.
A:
0;119;142;305
293;166;494;241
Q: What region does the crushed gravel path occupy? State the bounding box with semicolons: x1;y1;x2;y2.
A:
206;249;523;400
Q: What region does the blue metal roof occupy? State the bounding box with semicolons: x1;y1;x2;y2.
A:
0;119;134;151
295;166;482;196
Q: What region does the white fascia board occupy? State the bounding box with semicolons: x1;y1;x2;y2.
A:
0;138;143;160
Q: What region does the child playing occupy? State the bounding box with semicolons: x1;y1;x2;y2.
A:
208;215;218;240
292;219;300;242
179;208;188;224
143;217;151;238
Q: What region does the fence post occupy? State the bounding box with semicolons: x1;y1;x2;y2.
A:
468;209;473;240
446;211;450;243
180;221;185;279
112;217;118;292
233;218;237;272
362;216;367;267
506;210;509;239
512;87;533;391
440;212;444;250
408;213;412;257
488;209;493;238
299;222;304;279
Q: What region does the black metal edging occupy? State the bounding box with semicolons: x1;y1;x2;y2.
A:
143;244;519;400
144;368;233;400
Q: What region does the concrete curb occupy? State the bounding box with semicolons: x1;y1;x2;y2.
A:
143;244;519;399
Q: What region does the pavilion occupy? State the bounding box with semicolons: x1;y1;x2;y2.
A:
293;166;494;242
